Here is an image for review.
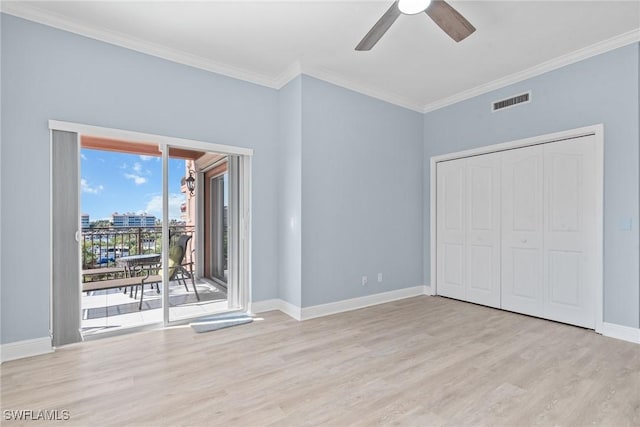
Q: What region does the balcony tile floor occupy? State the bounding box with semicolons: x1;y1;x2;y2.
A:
81;280;227;333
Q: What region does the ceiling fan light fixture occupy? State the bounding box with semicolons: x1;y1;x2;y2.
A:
398;0;432;15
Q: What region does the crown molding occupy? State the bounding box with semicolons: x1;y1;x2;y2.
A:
273;60;303;89
3;2;638;115
422;28;640;113
0;2;424;111
0;1;284;88
302;64;424;112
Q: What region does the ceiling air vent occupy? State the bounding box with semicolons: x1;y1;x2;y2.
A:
492;92;531;112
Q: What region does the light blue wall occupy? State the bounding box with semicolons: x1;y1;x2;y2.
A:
301;76;424;307
0;14;280;343
277;76;302;306
3;12;638;346
423;44;640;328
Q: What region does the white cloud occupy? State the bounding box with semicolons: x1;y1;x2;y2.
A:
81;153;87;160
123;162;151;183
124;173;147;185
139;155;155;161
81;178;104;194
144;193;185;220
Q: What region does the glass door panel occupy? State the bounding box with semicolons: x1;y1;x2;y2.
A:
79;144;164;334
168;149;229;322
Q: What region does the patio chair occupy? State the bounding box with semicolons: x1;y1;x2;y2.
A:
137;234;200;309
166;234;200;301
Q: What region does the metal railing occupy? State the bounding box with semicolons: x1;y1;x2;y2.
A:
82;226;195;269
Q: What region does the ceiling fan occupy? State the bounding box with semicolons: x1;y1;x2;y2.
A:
356;0;476;51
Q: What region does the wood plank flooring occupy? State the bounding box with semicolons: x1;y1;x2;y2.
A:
2;296;639;426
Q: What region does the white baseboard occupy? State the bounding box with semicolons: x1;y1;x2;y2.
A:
301;286;428;320
252;286;429;322
600;322;640;344
249;299;281;314
279;300;302;321
250;298;302;320
1;337;53;363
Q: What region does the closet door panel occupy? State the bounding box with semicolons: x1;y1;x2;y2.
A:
543;136;597;328
466;153;501;308
501;145;544;316
436;159;466;301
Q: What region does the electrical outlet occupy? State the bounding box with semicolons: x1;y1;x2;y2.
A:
378;273;383;282
361;276;368;286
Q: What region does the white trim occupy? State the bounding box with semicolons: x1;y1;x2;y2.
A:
273;61;303;89
250;286;429;321
430;124;602;164
600;322;640;345
0;1;282;89
48;120;254;156
301;286;428;320
423;29;640;113
161;144;170;325
429;156;437;298
240;155;253;312
1;337;53;363
301;65;424;113
593;128;605;334
429;124;605;330
1;2;421;111
273;300;301;321
250;299;285;314
48;130;54;341
4;2;638;115
250;299;302;321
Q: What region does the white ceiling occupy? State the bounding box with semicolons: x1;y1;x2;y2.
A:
3;1;640;112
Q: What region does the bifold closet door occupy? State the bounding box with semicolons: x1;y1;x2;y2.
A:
436;153;501;308
436;159;466;301
501;145;544;317
542;136;597;328
502;135;598;328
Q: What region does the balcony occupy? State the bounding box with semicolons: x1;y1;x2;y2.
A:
81;226;227;333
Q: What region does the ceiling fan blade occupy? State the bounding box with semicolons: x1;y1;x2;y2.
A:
425;0;475;42
355;1;402;51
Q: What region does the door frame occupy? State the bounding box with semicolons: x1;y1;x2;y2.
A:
202;164;229;285
49;120;253;331
429;124;604;333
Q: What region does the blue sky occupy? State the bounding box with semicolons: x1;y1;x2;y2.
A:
80;149;186;221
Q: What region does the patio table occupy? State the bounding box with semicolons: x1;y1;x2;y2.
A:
117;254;162;296
117;253;161;271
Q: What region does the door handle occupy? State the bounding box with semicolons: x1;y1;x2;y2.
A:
75;231;81;242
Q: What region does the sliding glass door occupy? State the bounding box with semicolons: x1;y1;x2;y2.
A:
51;120;252;343
167;149;240;322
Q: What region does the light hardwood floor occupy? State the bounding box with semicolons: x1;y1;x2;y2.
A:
2;296;639;426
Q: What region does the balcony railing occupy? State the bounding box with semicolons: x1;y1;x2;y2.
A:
82;226;195;269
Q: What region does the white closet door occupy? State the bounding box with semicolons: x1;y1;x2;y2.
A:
543;135;597;328
465;153;501;308
437;133;599;329
501;145;544;317
436;159;466;300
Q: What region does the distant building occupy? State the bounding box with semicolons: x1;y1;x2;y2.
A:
81;214;90;229
111;212;156;228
